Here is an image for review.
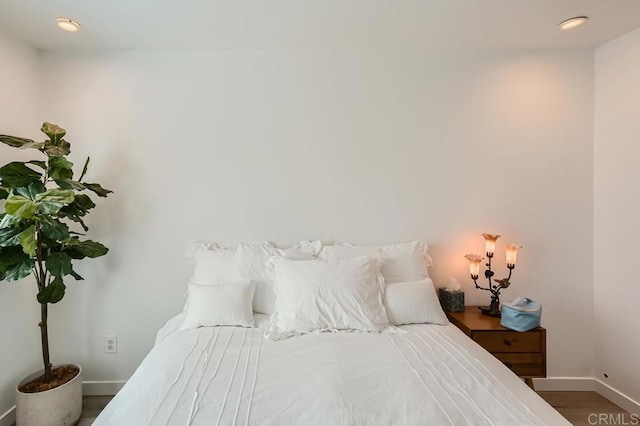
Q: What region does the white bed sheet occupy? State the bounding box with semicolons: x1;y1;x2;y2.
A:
94;314;569;426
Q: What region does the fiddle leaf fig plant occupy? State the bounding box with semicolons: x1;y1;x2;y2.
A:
0;122;112;383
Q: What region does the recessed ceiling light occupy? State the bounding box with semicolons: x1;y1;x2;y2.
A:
56;17;82;32
559;16;588;31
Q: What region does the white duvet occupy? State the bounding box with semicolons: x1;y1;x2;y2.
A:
94;314;569;426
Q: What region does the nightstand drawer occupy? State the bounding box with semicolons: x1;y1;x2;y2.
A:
494;353;544;376
473;331;541;353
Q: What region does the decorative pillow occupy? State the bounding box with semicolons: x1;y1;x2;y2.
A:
267;257;389;340
319;241;432;283
179;282;255;331
233;241;320;315
384;279;448;326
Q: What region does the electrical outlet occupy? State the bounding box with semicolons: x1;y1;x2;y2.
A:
105;335;117;353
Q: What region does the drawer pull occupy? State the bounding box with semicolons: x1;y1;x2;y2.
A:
503;339;513;346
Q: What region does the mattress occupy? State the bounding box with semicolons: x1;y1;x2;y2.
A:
94;314;569;425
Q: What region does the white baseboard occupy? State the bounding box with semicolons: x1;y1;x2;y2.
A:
0;406;15;426
83;380;126;396
595;379;640;414
534;377;640;413
0;381;125;426
533;377;597;391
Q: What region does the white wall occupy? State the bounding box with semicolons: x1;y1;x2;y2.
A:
35;48;595;384
594;27;640;404
0;31;43;419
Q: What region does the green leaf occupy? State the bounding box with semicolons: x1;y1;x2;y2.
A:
34;188;72;214
36;201;64;215
26;160;47;169
0;188;7;200
15;181;46;200
37;236;62;257
0;213;20;228
69;270;84;281
0;135;44;150
45;252;72;277
60;194;95;219
40;217;69;241
0;162;42;187
0;225;27;247
79;157;90;182
63;215;88;232
37;276;66;304
83;183;113;198
55;179;85;190
65;239;108;258
73;194;95;212
4;257;34;281
5;195;37;219
0;135;35;148
43;140;71;157
41;122;66;144
18;225;36;256
48;157;73;180
35;188;75;205
0;245;30;272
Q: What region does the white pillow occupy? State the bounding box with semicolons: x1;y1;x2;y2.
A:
384;279;448;326
319;241;432;283
268;257;389;340
190;245;236;284
234;241;320;314
185;240;321;286
180;282;255;331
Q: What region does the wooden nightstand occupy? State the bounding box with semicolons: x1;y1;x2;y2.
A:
446;306;546;389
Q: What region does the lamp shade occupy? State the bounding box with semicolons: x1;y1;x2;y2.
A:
482;233;501;256
504;244;521;267
465;254;483;279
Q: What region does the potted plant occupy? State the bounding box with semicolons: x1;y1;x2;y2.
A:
0;123;112;426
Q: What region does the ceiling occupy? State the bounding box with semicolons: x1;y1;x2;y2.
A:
1;0;640;51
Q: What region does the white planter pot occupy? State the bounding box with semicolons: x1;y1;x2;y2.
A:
15;365;82;426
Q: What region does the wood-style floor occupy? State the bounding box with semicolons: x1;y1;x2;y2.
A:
11;392;630;425
538;391;630;426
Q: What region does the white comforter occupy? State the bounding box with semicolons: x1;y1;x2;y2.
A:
94;315;569;426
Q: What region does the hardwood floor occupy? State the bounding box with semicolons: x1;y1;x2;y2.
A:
10;396;112;426
538;391;630;426
74;396;113;426
11;392;630;425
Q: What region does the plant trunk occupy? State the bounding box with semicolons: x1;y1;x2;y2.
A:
39;302;52;382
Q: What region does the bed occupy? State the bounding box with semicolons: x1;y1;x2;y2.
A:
94;313;569;425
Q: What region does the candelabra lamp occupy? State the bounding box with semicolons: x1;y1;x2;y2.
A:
465;233;521;317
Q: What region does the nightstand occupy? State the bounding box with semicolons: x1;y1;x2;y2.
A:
446;306;546;389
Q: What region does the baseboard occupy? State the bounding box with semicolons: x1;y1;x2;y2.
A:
82;380;126;396
533;377;597;391
534;377;640;413
595;379;640;414
0;406;15;426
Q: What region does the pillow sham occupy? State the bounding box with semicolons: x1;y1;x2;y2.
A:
233;241;320;315
268;257;389;340
189;243;237;284
319;241;432;283
384;278;448;326
180;282;255;331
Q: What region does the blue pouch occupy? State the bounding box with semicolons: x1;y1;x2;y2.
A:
500;297;542;332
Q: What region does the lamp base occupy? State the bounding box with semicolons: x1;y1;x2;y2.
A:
478;306;502;317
